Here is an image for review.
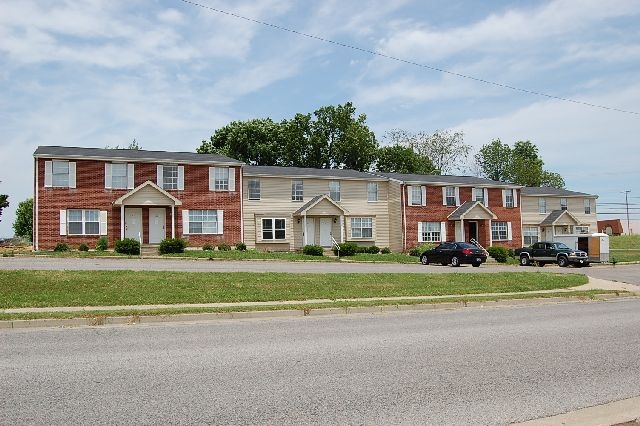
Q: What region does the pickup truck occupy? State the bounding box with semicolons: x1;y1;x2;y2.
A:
515;241;589;267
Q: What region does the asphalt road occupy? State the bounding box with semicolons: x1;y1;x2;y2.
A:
1;256;639;286
2;299;640;425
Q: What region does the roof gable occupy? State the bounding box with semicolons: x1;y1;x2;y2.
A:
113;181;182;206
540;210;580;226
293;194;348;216
447;201;497;220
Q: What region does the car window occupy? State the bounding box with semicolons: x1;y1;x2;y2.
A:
457;242;475;249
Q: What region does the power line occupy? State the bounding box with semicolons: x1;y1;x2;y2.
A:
178;0;640;116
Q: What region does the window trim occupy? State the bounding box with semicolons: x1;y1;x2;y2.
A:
291;180;304;202
67;209;100;236
367;182;378;202
491;221;510;241
329;181;341;202
248;179;261;201
560;198;568;211
350;217;373;239
523;226;539;245
584;199;591;214
419;222;442;242
187;209;220;235
539;198;547;214
262;218;286;240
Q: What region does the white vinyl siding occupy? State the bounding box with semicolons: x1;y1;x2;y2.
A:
248;179;261;200
46;160;76;188
329;181;341;202
491;221;512;241
291;180;304;201
183;209;223;235
367;182;378;202
418;222;442;242
350;217;373;239
67;209;100;235
262;218;286;240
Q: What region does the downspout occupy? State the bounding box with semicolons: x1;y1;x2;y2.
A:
34;157;38;251
239;166;244;243
401;183;406;251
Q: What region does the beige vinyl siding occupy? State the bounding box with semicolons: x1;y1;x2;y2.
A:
521;195;598;232
386;180;403;252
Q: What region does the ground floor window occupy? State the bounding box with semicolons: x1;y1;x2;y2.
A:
68;209;99;235
189;210;219;234
523;226;539;245
263;218;286;240
491;221;508;241
575;225;590;234
351;217;373;238
419;222;441;242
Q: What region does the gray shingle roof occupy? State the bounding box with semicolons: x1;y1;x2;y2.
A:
540;210;580;226
33;146;244;166
521;186;596;197
244;165;386;180
375;172;519;187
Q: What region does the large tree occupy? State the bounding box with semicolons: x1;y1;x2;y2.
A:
12;198;33;241
0;194;8;222
474;139;512;181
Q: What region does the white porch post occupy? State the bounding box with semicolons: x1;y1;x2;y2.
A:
489;220;493;247
303;214;308;246
171;205;175;238
460;218;465;241
120;205;125;239
340;215;345;242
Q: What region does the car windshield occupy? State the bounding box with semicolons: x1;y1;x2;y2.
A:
553;242;570;250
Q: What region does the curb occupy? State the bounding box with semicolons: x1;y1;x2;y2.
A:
1;294;635;330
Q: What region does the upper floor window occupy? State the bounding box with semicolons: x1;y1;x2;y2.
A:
105;163;134;189
162;165;179;190
560;198;568;210
408;185;425;206
329;181;340;202
584;199;591;214
445;187;457;207
473;188;485;205
68;209;99;235
539;198;546;214
214;167;229;191
52;161;70;187
248;179;261;200
503;189;514;208
367;182;378;202
351;217;373;239
291;180;303;201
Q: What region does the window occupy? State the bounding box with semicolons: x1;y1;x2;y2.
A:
445;187;456;207
420;222;441;242
539;198;547;214
188;210;219;234
411;186;422;206
575;225;589;234
68;209;99;235
52;160;70;187
329;181;340;201
504;189;514;208
111;163;128;189
491;221;508;241
473;188;484;204
248;179;261;200
291;180;303;201
351;217;373;238
523;226;539;245
214;167;230;191
163;165;179;190
367;182;378;202
262;218;286;240
584;199;591;214
560;198;568;210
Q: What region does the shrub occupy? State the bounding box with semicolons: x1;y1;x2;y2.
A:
355;245;368;254
218;243;231;251
78;243;89;252
159;238;187;254
53;243;69;252
235;242;247;251
114;238;140;255
381;247;391;254
367;245;380;254
487;246;509;263
408;243;434;257
202;243;214;251
333;242;358;256
96;237;108;251
303;244;324;256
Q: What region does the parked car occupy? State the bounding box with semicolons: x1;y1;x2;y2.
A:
514;241;589;267
420;242;487;267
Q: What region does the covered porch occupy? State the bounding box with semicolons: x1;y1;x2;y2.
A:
447;201;497;247
293;194;349;248
540;210;583;240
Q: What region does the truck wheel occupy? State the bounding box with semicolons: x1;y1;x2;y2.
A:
557;256;568;267
450;256;460;267
520;256;531;266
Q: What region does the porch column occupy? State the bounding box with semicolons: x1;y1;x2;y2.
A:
489;220;493;247
120;205;125;239
303;214;308;246
171;205;175;238
339;215;345;242
460;218;465;241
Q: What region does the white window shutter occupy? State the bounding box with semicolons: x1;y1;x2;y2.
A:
502;190;506;207
44;161;52;187
514;189;518;207
105;163;112;189
228;168;236;192
60;210;67;235
127;164;135;189
217;210;224;234
455;187;460;206
421;186;427;206
182;209;189;235
483;188;489;206
177;166;184;190
99;211;108;235
407;186;413;206
507;222;513;241
442;187;447;205
418;222;423;242
157;165;163;187
68;162;76;188
209;167;215;191
440;221;447;242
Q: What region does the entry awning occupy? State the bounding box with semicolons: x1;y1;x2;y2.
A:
293;194;349;216
447;201;497;220
113;180;182;206
540;210;580;226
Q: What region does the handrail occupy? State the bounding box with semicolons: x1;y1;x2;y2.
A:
331;235;340;257
470;238;489;255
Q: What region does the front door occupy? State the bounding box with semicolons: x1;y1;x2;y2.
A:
320;218;332;247
125;208;142;241
468;221;478;242
149;208;166;244
305;218;315;245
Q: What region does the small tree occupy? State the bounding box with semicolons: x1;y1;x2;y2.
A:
13;198;33;241
0;194;8;222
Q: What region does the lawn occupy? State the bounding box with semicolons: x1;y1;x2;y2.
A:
609;235;640;263
1;270;588;309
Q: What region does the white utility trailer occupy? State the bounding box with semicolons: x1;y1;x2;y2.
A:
553;232;609;263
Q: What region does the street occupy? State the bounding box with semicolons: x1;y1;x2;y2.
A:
2;299;640;425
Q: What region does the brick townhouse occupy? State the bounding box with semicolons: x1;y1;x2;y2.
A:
33;146;244;250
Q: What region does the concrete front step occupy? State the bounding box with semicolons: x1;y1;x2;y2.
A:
140;245;159;256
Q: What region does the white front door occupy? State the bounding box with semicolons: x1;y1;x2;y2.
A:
125;208;142;241
149;208;166;244
305;218;315;245
320;218;332;247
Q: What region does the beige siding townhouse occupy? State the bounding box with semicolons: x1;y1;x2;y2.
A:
242;166;397;251
520;187;598;244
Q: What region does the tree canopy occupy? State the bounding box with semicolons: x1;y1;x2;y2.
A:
0;194;8;223
13;198;33;241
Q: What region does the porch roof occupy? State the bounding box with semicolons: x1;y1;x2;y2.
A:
447;201;497;220
293;194;349;216
540;210;580;226
113;180;182;206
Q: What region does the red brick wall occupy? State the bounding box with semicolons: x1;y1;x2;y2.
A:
35;159;242;250
402;185;522;251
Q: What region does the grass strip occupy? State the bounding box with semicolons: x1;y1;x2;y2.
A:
1;271;587;309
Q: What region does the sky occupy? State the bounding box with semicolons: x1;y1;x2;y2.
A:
1;0;639;237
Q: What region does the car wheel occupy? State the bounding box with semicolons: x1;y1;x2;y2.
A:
536;261;545;267
557;256;568;267
450;256;460;267
420;254;429;265
472;262;481;267
520;256;531;266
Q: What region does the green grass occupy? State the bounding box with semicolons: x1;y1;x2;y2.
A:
610;250;640;263
610;235;640;250
166;249;336;261
0;270;588;309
